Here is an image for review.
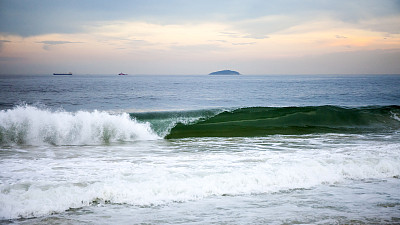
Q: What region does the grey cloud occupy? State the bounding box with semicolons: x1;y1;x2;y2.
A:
0;40;11;51
243;34;269;39
0;56;22;61
37;40;83;50
242;48;400;74
231;0;400;37
170;44;225;52
213;40;228;43
360;18;400;34
38;41;82;45
219;32;242;38
232;42;256;45
1;0;399;37
219;32;269;40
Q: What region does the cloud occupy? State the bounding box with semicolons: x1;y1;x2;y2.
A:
229;1;400;38
170;44;225;53
38;41;82;45
232;42;256;45
0;56;22;61
243;34;269;39
1;0;399;37
1;0;399;75
240;48;400;74
335;35;347;39
213;40;228;43
0;0;237;36
219;32;242;38
358;16;400;34
219;31;269;40
232;15;304;38
0;40;11;51
37;40;83;50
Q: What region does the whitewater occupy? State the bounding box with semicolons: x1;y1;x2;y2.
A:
0;105;158;146
1;74;400;224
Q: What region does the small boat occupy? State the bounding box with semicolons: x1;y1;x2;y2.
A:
118;72;127;75
53;72;72;75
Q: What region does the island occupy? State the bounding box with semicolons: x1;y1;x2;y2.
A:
209;70;240;75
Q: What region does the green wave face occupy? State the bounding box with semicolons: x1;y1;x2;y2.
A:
130;109;223;137
165;106;400;139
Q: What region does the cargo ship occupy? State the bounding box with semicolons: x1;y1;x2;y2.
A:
53;72;72;75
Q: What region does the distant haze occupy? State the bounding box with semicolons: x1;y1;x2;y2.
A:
0;0;399;75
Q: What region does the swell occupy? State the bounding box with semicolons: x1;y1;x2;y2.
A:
1;105;399;145
165;106;400;138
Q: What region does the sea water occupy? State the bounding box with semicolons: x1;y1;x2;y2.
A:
0;74;400;224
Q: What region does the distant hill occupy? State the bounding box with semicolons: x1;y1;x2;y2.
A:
209;70;240;75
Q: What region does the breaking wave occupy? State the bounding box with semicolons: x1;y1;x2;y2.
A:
0;105;158;145
1;105;399;145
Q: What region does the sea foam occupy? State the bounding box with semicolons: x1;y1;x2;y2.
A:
0;105;159;145
1;141;399;219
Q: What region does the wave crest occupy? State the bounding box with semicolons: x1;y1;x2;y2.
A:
0;105;159;145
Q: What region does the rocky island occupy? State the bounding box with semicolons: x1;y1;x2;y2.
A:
209;70;240;75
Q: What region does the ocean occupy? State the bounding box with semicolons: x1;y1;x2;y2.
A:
0;74;399;224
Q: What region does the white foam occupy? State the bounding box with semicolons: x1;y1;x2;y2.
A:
391;111;400;122
1;137;399;219
0;105;159;145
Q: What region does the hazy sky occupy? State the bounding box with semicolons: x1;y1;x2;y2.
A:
0;0;399;75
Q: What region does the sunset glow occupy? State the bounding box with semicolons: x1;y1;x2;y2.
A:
1;0;399;74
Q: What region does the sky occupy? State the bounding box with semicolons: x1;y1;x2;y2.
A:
0;0;399;75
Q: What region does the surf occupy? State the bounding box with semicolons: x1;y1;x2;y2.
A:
0;105;158;146
1;135;399;220
164;106;400;138
1;105;399;145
